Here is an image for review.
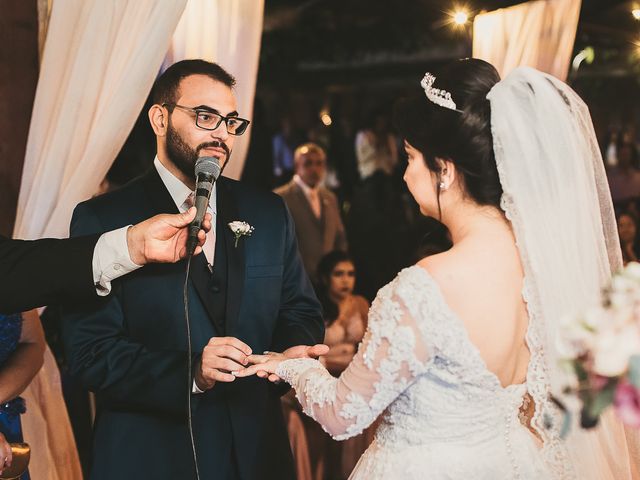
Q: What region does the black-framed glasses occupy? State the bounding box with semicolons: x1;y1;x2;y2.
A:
163;103;250;136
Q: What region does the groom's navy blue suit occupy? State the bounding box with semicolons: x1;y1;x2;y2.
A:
62;167;324;480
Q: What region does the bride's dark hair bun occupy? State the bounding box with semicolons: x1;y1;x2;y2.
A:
394;58;502;209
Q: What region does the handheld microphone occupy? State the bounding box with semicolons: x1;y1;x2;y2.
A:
186;156;222;256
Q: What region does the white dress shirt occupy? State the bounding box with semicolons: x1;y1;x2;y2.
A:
154;156;217;394
92;226;141;296
293;174;322;219
153;157;216;266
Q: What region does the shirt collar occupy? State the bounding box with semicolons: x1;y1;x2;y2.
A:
154;156;216;213
293;174;319;197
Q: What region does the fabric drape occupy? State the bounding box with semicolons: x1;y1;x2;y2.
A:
15;2;189;478
14;0;188;240
472;0;581;81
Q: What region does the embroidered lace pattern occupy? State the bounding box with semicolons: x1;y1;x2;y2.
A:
276;266;554;479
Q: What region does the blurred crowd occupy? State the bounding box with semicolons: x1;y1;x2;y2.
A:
603;126;640;266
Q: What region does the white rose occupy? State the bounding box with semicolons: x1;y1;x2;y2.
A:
609;304;636;330
612;275;635;296
624;262;640;282
610;291;634;312
583;308;607;333
228;221;253;234
559;313;596;358
592;325;640;377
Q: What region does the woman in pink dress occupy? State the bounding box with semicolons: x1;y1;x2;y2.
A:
316;251;371;479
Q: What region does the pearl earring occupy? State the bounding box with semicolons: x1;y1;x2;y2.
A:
439;181;447;190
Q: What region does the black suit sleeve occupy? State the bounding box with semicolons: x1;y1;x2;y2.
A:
62;203;194;417
0;234;99;314
270;200;325;352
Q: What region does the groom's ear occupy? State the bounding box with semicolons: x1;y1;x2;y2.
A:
149;104;168;137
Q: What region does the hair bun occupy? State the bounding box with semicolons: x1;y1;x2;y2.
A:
394;58;503;210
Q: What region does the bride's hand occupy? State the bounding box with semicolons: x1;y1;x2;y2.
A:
235;344;329;382
234;352;284;380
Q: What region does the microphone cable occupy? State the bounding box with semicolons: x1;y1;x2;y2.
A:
182;152;225;480
183;256;201;480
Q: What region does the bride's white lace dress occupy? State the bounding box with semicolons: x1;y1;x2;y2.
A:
276;265;553;479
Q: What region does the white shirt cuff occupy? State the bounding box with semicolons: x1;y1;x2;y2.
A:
192;379;205;394
92;226;142;296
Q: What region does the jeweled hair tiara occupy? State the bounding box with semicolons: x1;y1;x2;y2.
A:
421;73;463;113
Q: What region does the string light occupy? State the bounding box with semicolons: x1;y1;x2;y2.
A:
633;8;640;20
319;107;332;126
442;4;472;29
453;10;469;25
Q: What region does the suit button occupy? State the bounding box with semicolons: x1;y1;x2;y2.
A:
210;284;221;293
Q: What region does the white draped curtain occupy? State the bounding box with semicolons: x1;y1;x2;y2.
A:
162;0;265;180
472;0;582;81
14;0;189;240
15;1;190;478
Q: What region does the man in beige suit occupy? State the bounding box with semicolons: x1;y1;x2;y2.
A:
274;143;347;283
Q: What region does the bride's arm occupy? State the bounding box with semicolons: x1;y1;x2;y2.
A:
242;289;430;440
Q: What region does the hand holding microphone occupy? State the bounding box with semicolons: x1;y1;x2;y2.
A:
126;208;213;264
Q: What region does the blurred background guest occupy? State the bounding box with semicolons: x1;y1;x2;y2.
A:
273;116;303;187
305;251;373;480
275;143;348;284
316;251;368;376
282;250;372;480
617;210;639;265
603;128;620;169
607;138;640;204
355;107;399;181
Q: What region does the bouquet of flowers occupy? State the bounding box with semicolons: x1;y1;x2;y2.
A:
560;262;640;429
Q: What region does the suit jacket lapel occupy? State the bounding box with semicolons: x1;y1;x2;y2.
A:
319;189;329;232
141;167;181;216
190;253;223;334
218;178;245;335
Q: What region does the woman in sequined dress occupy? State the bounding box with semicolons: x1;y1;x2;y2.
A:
0;311;45;479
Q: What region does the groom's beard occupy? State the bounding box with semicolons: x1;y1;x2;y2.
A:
166;123;231;179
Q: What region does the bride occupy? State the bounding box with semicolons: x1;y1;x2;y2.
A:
237;59;639;479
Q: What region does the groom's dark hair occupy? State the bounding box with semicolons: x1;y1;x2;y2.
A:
394;58;502;213
151;59;236;109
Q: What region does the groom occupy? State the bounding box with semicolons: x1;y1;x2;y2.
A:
62;60;324;480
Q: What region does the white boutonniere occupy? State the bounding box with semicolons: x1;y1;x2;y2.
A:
228;221;254;247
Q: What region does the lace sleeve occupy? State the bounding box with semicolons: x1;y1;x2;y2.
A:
276;278;430;440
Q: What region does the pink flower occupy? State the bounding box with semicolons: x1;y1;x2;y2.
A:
614;381;640;428
589;374;609;392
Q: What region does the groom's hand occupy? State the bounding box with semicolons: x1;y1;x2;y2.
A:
195;337;252;391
